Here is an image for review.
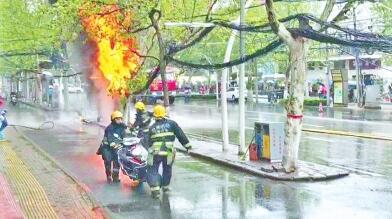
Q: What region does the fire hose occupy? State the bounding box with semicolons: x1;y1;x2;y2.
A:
8;121;55;130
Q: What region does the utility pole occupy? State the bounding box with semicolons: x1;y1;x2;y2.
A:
164;0;255;151
215;72;219;101
325;31;331;107
238;0;246;155
353;6;362;107
255;61;259;104
61;44;69;110
203;54;219;101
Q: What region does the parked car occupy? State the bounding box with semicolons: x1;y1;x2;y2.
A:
226;87;248;102
68;86;84;93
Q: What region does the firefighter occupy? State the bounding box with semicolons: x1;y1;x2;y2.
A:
147;105;192;199
101;111;127;183
133;101;153;147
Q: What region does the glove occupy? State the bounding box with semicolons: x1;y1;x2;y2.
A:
114;144;122;149
110;142;121;149
185;143;192;154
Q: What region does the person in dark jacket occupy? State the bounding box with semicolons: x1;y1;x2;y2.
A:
0;110;8;141
101;111;127;183
133;101;153;147
147;105;192;198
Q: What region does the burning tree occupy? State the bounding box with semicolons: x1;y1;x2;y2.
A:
79;3;141;97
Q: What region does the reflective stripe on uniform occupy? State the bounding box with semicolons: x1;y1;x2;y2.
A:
158;151;168;156
152;142;174;147
149;142;174;156
151;186;160;191
151;132;174;139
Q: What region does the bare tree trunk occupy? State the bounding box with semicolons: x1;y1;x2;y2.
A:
36;75;43;104
150;10;169;107
62;71;69;110
265;0;335;172
159;44;169;106
283;39;307;172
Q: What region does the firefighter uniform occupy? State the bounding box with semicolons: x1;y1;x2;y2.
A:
134;111;153;146
147;105;191;198
101;111;127;183
133;101;153;148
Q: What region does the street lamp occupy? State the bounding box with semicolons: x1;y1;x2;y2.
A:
202;54;219;101
164;0;255;152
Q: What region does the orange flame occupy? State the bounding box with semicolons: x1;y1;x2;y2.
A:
80;3;139;96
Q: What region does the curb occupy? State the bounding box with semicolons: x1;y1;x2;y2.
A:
303;128;392;141
13;127;112;219
19;101;57;112
176;145;348;182
85;121;349;181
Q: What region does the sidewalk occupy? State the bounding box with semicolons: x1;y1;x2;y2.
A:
82;120;349;181
176;137;349;181
0;128;107;218
0;172;25;218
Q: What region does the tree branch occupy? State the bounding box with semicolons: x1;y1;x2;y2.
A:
133;66;160;95
168;39;283;69
206;0;218;21
168;27;215;55
265;0;295;45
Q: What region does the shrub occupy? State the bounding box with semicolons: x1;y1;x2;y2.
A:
279;98;327;106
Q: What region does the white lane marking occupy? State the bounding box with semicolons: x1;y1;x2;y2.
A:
179;104;391;127
182;109;198;113
329;164;384;177
247;117;260;120
248;117;324;128
304;136;335;143
303;124;324;128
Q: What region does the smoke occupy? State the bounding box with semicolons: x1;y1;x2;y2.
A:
81;40;120;124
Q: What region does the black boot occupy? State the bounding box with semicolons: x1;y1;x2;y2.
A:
112;171;120;183
106;170;112;183
151;190;161;199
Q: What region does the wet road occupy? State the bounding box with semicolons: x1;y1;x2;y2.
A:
6;103;392;218
170;101;392;177
170;101;392;138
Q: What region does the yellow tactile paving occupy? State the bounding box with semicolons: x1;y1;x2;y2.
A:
0;141;58;219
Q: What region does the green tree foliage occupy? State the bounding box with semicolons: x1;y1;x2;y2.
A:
0;0;55;74
373;1;392;65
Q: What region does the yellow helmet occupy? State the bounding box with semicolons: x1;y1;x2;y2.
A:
153;105;166;118
135;101;146;111
111;111;123;120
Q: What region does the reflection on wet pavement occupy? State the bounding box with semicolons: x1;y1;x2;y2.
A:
4;101;391;218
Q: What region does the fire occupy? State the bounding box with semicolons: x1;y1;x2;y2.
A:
79;3;139;96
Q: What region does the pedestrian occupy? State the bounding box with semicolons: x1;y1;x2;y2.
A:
132;101;153;148
0;110;8;141
184;85;191;103
99;111;127;183
321;85;327;98
0;96;5;109
147;105;192;199
48;84;54;107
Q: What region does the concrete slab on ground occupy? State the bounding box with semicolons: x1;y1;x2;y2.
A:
176;138;349;181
